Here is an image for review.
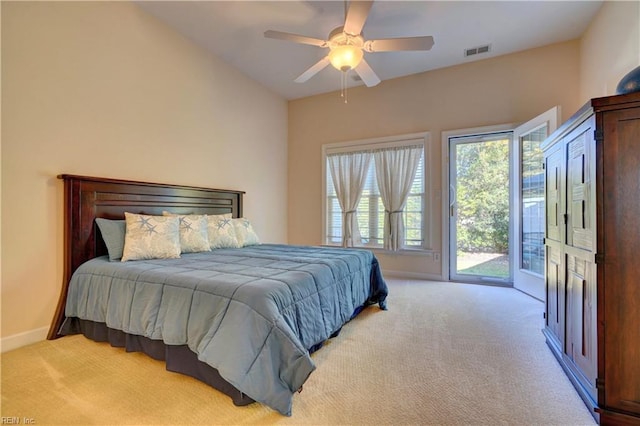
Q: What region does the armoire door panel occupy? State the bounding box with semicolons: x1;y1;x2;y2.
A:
566;254;597;399
545;147;562;242
545;245;564;346
566;119;594;252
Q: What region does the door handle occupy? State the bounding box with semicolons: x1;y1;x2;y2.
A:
449;184;456;217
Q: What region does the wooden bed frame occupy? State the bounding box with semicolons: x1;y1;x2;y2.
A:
48;174;245;340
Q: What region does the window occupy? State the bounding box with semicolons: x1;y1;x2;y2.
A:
324;135;428;250
520;127;546;275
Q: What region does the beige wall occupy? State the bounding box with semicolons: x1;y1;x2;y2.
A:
3;0;635;345
288;0;640;280
288;41;582;278
1;2;288;342
580;0;640;100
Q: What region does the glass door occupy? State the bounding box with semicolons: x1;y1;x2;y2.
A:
446;108;559;292
511;107;559;300
449;132;512;284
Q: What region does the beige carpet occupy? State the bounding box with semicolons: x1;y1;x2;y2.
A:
1;279;596;425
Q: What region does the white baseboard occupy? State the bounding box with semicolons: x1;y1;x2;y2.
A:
383;269;444;282
1;326;49;353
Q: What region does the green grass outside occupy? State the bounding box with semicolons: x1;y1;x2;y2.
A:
457;252;510;279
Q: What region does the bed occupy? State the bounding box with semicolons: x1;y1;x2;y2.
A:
48;174;388;416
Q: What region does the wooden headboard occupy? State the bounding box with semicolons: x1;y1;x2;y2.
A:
48;174;245;339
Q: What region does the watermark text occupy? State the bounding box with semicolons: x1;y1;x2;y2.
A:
1;417;36;425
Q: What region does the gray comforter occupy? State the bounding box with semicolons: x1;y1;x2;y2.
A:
63;244;388;415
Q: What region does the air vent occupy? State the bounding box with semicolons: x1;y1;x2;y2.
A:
464;44;491;57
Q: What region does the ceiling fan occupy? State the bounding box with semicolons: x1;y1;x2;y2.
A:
264;0;435;87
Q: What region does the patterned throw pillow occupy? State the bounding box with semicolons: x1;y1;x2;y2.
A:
207;213;240;249
232;218;260;247
121;213;181;261
162;212;210;253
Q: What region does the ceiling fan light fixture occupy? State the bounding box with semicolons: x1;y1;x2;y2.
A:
328;44;363;72
264;0;433;92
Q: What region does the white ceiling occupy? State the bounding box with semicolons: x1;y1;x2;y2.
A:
134;1;603;100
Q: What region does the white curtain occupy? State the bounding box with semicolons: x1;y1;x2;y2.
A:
328;151;372;247
374;145;423;251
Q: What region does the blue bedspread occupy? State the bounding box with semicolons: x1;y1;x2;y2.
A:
62;244;388;415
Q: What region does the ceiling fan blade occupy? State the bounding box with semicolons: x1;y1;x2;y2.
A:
365;36;435;52
354;59;380;87
343;1;373;35
295;56;331;83
264;30;328;47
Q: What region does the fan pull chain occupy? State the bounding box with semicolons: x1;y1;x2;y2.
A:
345;71;348;103
340;71;349;104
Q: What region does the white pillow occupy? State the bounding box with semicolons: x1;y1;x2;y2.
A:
121;213;181;261
162;212;210;253
232;218;260;247
207;213;240;249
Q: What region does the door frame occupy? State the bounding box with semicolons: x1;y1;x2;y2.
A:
441;109;560;293
441;124;515;282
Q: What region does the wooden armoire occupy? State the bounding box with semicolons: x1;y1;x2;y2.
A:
542;91;640;425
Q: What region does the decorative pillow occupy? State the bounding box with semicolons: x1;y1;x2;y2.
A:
232;218;260;247
207;213;240;249
162;212;210;253
121;213;181;261
95;218;126;261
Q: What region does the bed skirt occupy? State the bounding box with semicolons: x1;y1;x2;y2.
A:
58;312;356;408
59;317;256;406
